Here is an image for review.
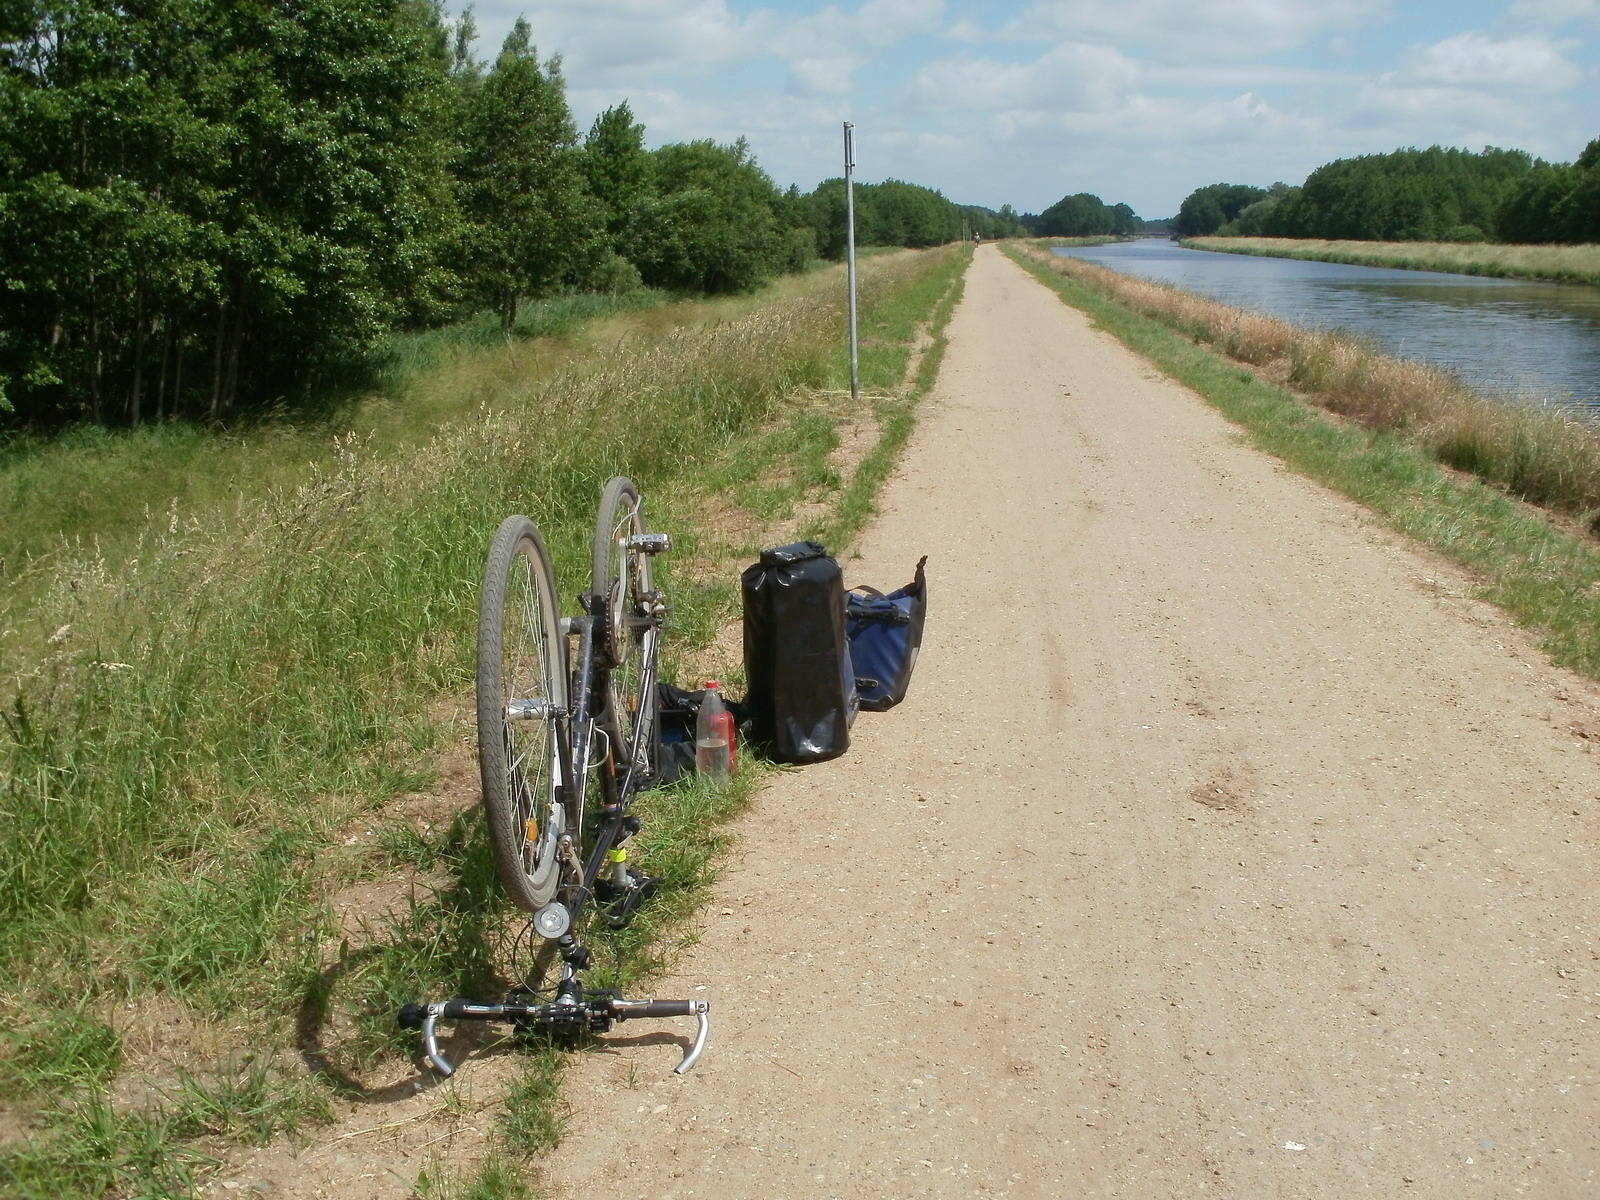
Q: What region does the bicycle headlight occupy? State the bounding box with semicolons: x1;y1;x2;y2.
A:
533;902;571;940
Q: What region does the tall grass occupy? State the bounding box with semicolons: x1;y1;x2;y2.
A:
0;246;967;1196
1015;242;1600;527
1184;235;1600;286
0;290;843;969
0;287;713;573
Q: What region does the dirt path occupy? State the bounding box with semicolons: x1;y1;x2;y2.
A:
538;245;1600;1198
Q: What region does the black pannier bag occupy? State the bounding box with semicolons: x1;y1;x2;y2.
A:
741;541;856;763
846;556;928;712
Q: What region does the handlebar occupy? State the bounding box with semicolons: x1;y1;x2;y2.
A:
399;995;710;1077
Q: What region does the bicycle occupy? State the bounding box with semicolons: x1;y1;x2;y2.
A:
399;478;709;1076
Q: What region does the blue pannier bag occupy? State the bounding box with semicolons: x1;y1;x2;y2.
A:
846;556;927;712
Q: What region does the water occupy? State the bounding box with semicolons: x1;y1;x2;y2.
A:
1052;240;1600;413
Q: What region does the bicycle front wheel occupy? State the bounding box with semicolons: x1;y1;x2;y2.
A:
592;477;661;789
478;516;569;912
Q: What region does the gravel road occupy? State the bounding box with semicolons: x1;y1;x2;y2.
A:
540;245;1600;1198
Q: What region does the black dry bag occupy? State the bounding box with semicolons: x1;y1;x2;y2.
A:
741;541;856;763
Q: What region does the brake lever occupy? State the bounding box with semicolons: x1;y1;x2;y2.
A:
677;1001;711;1075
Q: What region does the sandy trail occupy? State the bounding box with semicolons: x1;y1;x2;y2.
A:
538;246;1600;1199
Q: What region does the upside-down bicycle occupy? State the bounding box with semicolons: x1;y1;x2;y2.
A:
400;477;709;1075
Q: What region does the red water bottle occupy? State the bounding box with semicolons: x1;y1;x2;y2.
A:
695;681;735;785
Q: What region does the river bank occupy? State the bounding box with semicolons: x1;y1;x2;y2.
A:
1182;235;1600;286
1010;239;1600;681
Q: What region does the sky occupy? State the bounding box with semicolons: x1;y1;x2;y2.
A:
458;0;1600;221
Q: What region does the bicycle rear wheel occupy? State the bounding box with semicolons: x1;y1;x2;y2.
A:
592;477;661;789
478;516;569;912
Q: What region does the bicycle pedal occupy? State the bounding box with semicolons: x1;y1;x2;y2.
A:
599;871;660;928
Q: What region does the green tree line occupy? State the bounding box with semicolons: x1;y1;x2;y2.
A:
1;2;999;430
799;178;1023;258
1174;141;1600;244
1026;191;1141;237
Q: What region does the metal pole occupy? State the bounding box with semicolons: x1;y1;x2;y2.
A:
843;121;859;404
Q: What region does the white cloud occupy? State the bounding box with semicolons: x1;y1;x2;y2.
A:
470;0;771;78
911;41;1141;112
855;0;946;41
1506;0;1598;25
1406;31;1581;90
462;0;1600;220
1008;0;1387;60
1346;80;1543;143
789;54;864;95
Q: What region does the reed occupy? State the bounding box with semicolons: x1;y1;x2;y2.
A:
1184;236;1600;286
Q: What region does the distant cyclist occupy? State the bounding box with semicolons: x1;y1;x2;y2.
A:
973;231;982;245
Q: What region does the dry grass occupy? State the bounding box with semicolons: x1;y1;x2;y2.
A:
1185;236;1600;286
1017;242;1600;529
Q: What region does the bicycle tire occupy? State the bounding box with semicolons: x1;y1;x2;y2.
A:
478;515;569;912
591;476;660;787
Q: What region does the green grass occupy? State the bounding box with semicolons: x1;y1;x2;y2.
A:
812;246;968;551
0;245;969;1197
1006;243;1600;679
0;288;678;575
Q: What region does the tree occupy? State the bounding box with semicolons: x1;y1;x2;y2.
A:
0;0;466;425
1174;184;1266;236
1243;146;1539;242
626;138;790;293
1036;191;1142;237
581;101;651;251
460;19;597;333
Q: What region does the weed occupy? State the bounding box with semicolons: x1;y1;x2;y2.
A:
498;1048;565;1157
414;1150;533;1200
0;1001;122;1098
163;1060;335;1145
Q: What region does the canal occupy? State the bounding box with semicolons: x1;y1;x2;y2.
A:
1051;240;1600;413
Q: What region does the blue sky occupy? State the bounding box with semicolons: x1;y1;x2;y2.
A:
459;0;1600;220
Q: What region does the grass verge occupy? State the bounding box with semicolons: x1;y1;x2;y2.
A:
1182;235;1600;287
0;245;969;1197
1006;242;1600;679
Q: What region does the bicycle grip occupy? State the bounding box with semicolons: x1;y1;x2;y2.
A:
406;999;504;1077
616;999;703;1019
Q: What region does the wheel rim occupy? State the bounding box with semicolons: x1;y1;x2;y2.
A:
596;489;655;782
501;539;562;896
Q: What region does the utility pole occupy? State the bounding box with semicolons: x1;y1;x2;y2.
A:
844;121;859;404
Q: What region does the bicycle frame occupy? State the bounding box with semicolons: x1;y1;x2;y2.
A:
540;597;658;947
